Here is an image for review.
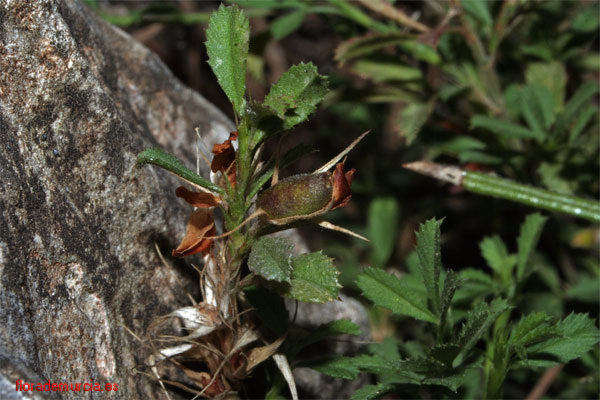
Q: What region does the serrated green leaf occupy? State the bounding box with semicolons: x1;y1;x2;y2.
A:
454;298;510;367
310;354;395;380
479;235;515;282
309;357;360;379
352;58;422;82
516;213;548;282
270;9;305;39
248;236;294;283
205;4;249;117
555;83;600;136
415;218;443;316
368;197;400;268
421;371;465;393
395;99;436;144
471;115;543;141
357;267;438;324
509;312;557;350
351;383;395;400
244;286;288;336
525;62;566;113
284;251;340;303
136;148;223;194
526;313;600;364
440;270;460;331
389;357;464;392
263;63;328;130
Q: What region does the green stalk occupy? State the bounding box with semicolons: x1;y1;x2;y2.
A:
464;171;600;223
403;162;600;223
327;0;394;33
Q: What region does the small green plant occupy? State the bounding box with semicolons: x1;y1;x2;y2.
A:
311;215;599;399
136;5;366;398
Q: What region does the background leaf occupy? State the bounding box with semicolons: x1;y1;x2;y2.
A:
248;236;294;283
368;197;400;268
520;85;555;133
525;62;566;113
205;4;249;116
555;82;600;136
351;58;423;82
479;235;515;283
263;62;328;130
394;99;436;144
461;0;492;27
270;9;305;39
470;115;542;141
516;213;548;282
356;267;438;324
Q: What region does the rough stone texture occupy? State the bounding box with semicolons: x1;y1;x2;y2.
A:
0;1;369;399
0;1;232;398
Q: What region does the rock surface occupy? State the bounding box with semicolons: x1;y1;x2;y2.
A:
0;1;369;399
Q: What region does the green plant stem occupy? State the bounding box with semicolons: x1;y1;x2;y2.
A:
464;171;600;223
403;162;600;223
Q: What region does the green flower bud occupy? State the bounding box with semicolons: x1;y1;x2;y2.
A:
256;173;333;224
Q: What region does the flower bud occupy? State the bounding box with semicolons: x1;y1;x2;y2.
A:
256;172;332;224
256;163;355;225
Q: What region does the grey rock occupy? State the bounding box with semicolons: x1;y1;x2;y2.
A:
0;1;231;399
0;1;369;399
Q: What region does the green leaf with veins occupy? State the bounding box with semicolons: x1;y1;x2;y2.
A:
356;267;438;324
282;251;341;303
248;236;294;283
205;4;248;117
264;62;328;130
